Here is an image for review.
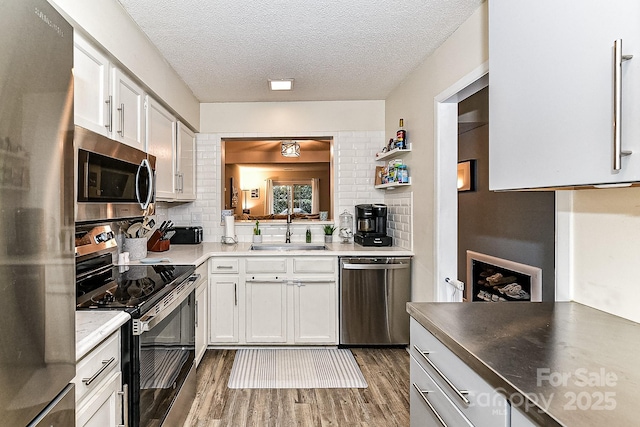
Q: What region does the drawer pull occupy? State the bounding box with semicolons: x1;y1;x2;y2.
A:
82;357;116;386
412;383;448;427
216;265;234;269
414;345;470;405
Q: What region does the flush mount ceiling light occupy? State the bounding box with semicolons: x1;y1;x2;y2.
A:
281;141;300;157
269;79;294;91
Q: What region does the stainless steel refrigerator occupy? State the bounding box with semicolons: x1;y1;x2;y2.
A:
0;0;76;425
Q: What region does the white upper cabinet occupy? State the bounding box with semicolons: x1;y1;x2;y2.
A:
112;69;146;150
74;33;146;151
146;96;177;200
147;97;197;202
489;1;640;190
176;122;197;200
74;34;111;136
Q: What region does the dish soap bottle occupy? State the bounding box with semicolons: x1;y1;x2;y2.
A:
306;227;311;243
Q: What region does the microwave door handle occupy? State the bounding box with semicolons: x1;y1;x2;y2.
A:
83;159;90;199
136;158;154;209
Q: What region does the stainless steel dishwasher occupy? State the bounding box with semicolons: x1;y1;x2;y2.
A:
339;257;412;345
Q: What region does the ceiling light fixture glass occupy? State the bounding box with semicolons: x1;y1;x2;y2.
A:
281;141;300;157
269;79;294;91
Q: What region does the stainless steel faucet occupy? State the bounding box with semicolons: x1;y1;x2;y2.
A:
285;212;292;243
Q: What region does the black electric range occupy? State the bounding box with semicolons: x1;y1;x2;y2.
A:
75;225;197;427
76;257;194;316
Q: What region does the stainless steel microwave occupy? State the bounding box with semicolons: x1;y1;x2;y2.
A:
75;126;156;222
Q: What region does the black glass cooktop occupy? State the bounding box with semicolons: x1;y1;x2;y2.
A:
76;263;194;314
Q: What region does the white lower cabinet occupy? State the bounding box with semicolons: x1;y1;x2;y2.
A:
511;406;539;427
410;355;473;426
208;256;338;345
209;275;240;343
410;318;509;427
194;261;209;366
74;331;125;427
245;276;288;343
294;278;336;343
76;371;123;427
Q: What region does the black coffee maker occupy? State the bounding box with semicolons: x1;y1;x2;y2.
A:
354;204;392;246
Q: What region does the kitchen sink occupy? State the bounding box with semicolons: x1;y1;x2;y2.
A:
250;243;327;251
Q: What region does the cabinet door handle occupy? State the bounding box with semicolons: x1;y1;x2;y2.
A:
117;384;128;427
412;383;448;427
195;300;198;328
82;357;116;386
105;96;113;132
234;282;237;306
613;39;633;171
413;345;470;405
117;103;125;136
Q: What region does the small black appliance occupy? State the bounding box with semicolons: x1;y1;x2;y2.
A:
354;204;392;246
169;226;203;244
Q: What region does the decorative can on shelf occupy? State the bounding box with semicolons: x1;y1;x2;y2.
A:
338;210;353;243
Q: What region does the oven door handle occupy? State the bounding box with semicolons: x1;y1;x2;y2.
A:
133;274;198;335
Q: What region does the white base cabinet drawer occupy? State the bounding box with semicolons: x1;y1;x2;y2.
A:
410;319;509;427
74;331;120;404
410;355;473;427
210;258;239;274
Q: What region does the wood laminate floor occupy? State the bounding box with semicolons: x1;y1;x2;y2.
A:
185;348;410;427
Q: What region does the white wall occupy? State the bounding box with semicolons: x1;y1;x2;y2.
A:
384;3;489;302
569;187;640;323
200;100;384;134
48;0;200;129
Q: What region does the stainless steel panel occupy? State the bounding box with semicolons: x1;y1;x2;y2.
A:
1;0;76;425
340;257;411;345
27;384;75;427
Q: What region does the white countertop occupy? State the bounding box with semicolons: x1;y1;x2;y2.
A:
124;241;414;266
76;311;130;361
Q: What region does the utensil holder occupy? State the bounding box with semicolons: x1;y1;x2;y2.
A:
123;237;147;260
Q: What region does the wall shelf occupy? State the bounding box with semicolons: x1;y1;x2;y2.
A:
374;179;411;190
375;144;412;161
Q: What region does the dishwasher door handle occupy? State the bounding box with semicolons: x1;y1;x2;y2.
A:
342;263;410;270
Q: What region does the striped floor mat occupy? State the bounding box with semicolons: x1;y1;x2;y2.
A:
228;348;368;389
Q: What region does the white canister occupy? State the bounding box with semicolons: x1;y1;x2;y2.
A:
123;237;147;261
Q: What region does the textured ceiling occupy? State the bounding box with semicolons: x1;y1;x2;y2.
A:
117;0;484;103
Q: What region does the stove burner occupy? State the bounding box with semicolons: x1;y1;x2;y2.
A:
91;290;115;305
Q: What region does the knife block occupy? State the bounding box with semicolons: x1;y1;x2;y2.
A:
147;230;170;252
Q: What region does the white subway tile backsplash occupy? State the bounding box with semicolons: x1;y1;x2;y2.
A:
164;130;415;247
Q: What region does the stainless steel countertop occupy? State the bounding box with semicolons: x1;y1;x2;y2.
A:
407;302;639;426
